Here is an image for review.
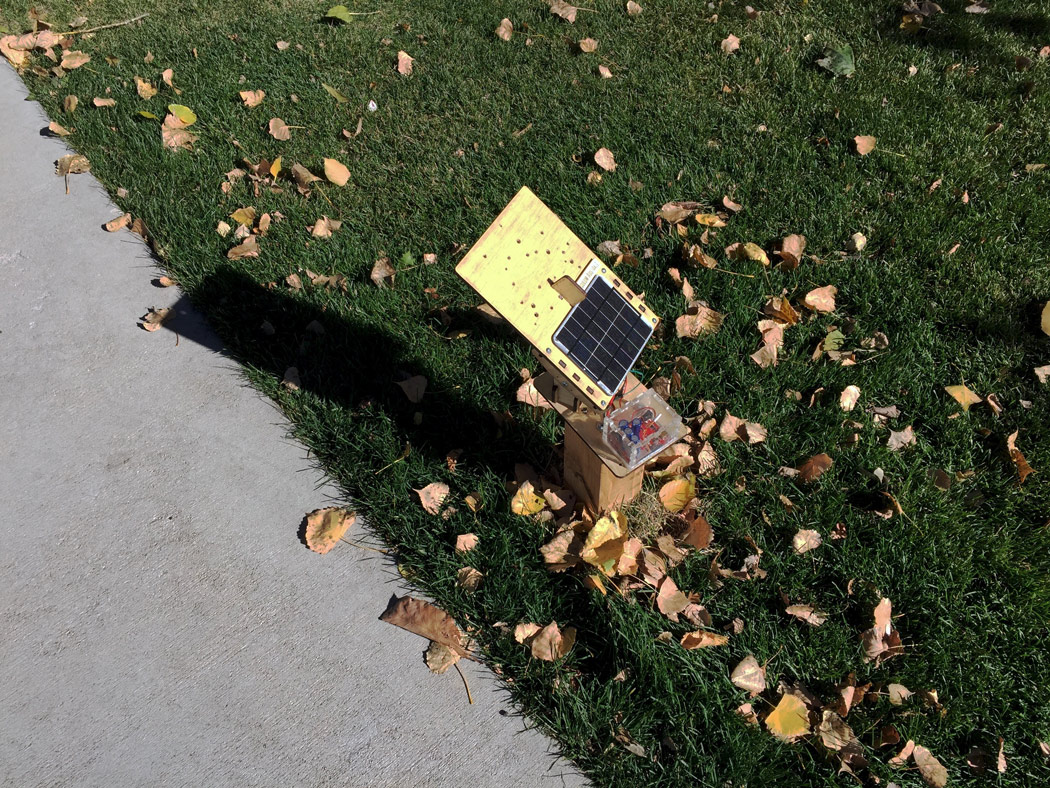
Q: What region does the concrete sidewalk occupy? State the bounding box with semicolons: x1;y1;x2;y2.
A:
0;64;583;787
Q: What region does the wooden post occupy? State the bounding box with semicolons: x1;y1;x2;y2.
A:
563;417;645;513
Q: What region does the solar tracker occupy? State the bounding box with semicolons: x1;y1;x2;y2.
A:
553;275;653;396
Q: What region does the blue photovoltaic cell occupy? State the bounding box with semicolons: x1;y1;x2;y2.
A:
552;277;653;395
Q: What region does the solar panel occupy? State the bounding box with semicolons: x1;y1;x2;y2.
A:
553;276;653;396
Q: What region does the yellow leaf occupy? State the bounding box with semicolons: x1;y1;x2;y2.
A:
765;693;811;740
695;213;726;227
167;104;197;126
270;156;282;178
323;157;351;186
742;242;769;265
658;476;694;512
510;480;546;515
580;510;627;573
1041;301;1050;335
230;206;257;227
680;631;728;649
302;507;355;554
945;383;982;411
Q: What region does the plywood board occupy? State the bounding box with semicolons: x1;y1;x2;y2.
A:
456;186;658;410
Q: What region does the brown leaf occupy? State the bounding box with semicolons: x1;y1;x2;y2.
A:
56;154;91;175
792;529;822;555
529;621;576;661
1006;430;1034;484
156;276;176;287
268;117;291;140
1035;364;1050;384
675;304;724;338
226;235;259;259
92;97;116;108
104;213;132;232
741;241;769;265
239;89;265;107
302;507;355;554
678;510;713;549
797;453;833;483
680;631;728;649
655;575;689;620
764;296;799;326
63;94;78;113
396;375;428;403
455;533;479;552
308;215;342;238
139;306;173;332
61;50;90;70
135;76;157;99
730;654;766;695
397;50;414;75
853;135;877;155
424;641;460;674
887;425;916;450
913;745;948;788
888;683;913;705
786;604;828;626
370;256;395;288
945;383;982;411
323;157;350;186
839;385;861;411
579;37;599;53
1041;301;1050;335
416;482;450;515
380;595;468;657
540;527;584;572
721;34;740;55
495;18;513;41
658;476;694;513
48;120;72;137
817;710;858;752
802;285;837;312
550;1;578;22
598;64;613;78
594;147;616;171
722;195;742;213
161;113;197;150
456;566;483;591
777;234;806;269
516;377;553;409
658;201;700;223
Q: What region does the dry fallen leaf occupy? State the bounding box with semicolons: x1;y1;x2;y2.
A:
579;37;599;53
135;76;157;99
945;383;982;411
817;710;858;752
680;631;728;649
627;0;643;15
302;507;355;553
56;154;91;176
550;1;578;22
397;375;428;403
239;89;265;107
268;117;291;140
380;595;469;657
839;385;861;411
511;480;547;516
797;453;833;482
104;213;132;232
887;425;916;450
226;235;259;259
308;215;342;238
61;50;90;70
529;621;576;661
1035;365;1050;384
802;285;837;312
1006;430;1034;484
323;157;350;186
416;482;450;515
424;641;460;674
48;121;72;136
455;533;478;553
594;147;616;171
456;566;483;591
777;234;806;269
93;96;116;108
658;476;694;513
370;256;395;288
721;34;740;55
598;64;612;78
765;693;811;740
161;113;197;150
495;18;513;41
676;304;724;338
853;135;877;155
397;50;414;75
139;306;173;332
786;604;828;627
792;529;822;555
731;654;766;695
888;683;913;705
913;745;948;788
1041;301;1050;335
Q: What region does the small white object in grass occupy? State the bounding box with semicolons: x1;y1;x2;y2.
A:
367;99;378;112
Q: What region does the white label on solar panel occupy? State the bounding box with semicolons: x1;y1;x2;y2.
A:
551;270;654;396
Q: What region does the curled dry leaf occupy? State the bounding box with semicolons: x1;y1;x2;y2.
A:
302;507;356;553
887;425;916;450
48;121;72;137
529;621;576;661
550;1;578;22
626;0;643;15
778;234;806;268
1006;430;1034;484
104;213;132;232
370;256;395;287
802;285;837;312
680;631;728;649
675;304;724;338
61;50;90;69
853;135;877;155
817;710;858;752
579;37;599;53
655;575;690;620
598;64;612;78
456;566;483;591
516;377;553;409
380;595;468;658
888;683;913;705
658;476;694;513
786;604;828;627
765;693;811;740
323;157;350;186
495;18;513;41
1033;365;1049;383
594;147;616;171
731;654;766;695
282;367;300;391
397;50;414;75
840;385;861;411
913;745;949;788
308;215;342;238
239;89;265;107
91;97;115;109
56;154;91;175
741;242;769;265
139;306;173;332
416;482;450;515
847;232;867;252
268;117;291;140
135;76;157;99
721;34;740;55
161;113;197;150
945;383;982;411
226;235;259;259
455;533;478;553
511;480;546;516
797;453;833;482
425;641;460;674
792;529;822;555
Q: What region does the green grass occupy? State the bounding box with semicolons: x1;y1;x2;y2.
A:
6;0;1050;784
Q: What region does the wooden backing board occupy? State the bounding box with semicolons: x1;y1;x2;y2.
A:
456;186;659;410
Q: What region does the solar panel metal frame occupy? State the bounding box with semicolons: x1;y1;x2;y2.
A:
552;275;654;397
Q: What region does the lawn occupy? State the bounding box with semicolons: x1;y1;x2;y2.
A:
4;0;1050;785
